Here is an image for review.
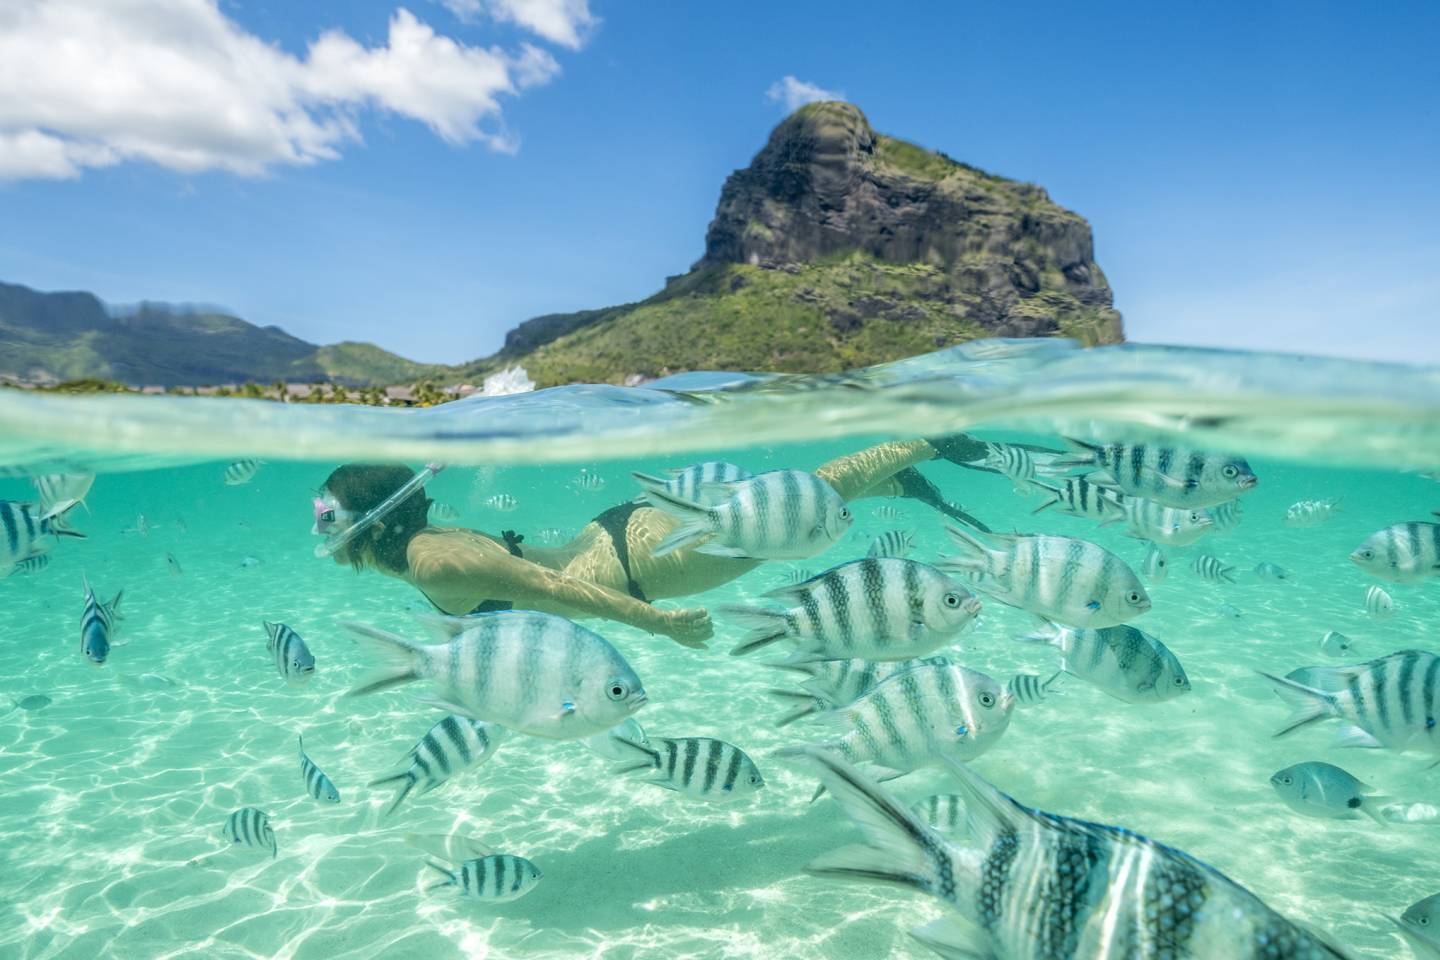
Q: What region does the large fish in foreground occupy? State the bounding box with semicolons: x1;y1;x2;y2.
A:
794;748;1354;959
1261;650;1440;758
343;612;647;740
941;526;1150;628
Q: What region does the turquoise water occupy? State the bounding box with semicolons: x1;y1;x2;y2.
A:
3;340;1440;959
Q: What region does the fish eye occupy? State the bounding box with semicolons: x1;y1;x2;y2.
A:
1281;775;1292;785
1420;917;1430;926
839;507;852;520
979;692;996;708
1222;465;1239;479
748;774;761;786
1360;549;1374;560
943;592;961;608
1127;591;1143;604
1174;676;1186;686
606;679;629;701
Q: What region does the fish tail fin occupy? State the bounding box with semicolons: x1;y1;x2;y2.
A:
46;511;85;539
720;605;792;656
367;770;420;818
609;735;661;775
424;859;457;890
791;747;955;899
908;917;988;959
1257;671;1337;737
1013;619;1062;649
1052;437;1102;469
342;622;424;697
767;689;828;727
633;476;714;556
1360;798;1393;826
938;524;992;574
1028;483;1061;515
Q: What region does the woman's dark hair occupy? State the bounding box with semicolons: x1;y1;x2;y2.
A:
322;463;433;573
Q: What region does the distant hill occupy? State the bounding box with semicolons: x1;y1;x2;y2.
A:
459;101;1123;387
0;280;439;388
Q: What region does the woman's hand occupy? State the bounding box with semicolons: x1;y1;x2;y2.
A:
658;607;713;649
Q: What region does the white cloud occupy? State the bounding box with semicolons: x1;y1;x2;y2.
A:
0;2;563;180
765;76;844;112
441;0;597;49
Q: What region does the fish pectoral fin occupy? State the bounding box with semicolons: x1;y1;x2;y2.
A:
414;695;478;718
1085;600;1101;610
1333;724;1384;749
908;917;996;960
692;544;756;559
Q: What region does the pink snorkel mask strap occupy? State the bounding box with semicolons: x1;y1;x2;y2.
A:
313;463;445;559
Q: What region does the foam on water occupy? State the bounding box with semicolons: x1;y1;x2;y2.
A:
3;340;1439;959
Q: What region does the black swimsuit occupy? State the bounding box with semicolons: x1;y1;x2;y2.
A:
421;511;648;617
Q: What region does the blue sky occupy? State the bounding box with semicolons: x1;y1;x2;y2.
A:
0;1;1436;365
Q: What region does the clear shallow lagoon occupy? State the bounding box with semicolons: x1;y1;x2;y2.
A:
2;339;1438;959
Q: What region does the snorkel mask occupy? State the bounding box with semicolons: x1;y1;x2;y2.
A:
313;463;445;559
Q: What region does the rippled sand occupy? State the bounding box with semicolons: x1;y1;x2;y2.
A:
2;448;1437;959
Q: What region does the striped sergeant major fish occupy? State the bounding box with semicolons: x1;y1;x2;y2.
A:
1122;498;1214;547
1191;553;1236;584
793;748;1355;960
223;459;262;486
298;734;341;803
1;500;84;576
912;793;967;833
1207;496;1244;533
369;714;508;817
766;656;950;726
647;460;754;506
779;567;814;585
425;854;542;902
610;735;765;800
1395;893;1440;959
978;441;1038;486
1285;497;1342;528
570;469;605;492
1141;543;1167;582
263;621;315;684
636;468;851;560
1261;649;1440;757
32;472;94;517
866;529;915;559
723;558;980;662
1006;671;1062;706
80;576;122;665
344;611;646;740
1017;621;1191;705
940;526;1150;629
16;554;49;575
1029;475;1126;524
223;807;277;859
786;663;1014;782
1350;518;1440;583
1365;584;1394;619
871;504;906;523
1056;438;1259;508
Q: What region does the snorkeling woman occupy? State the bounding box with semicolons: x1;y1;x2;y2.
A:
312;436;996;649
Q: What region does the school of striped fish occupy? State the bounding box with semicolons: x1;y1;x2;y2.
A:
6;429;1440;960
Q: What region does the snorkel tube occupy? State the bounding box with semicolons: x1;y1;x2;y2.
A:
314;463;445;559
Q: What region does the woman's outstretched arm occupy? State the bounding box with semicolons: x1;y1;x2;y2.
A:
813;439;940;500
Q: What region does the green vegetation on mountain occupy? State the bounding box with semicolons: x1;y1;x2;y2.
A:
460;101;1122;387
0;281;435;388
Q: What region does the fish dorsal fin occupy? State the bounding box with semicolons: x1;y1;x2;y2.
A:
414;613;475;643
698;478;750;499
